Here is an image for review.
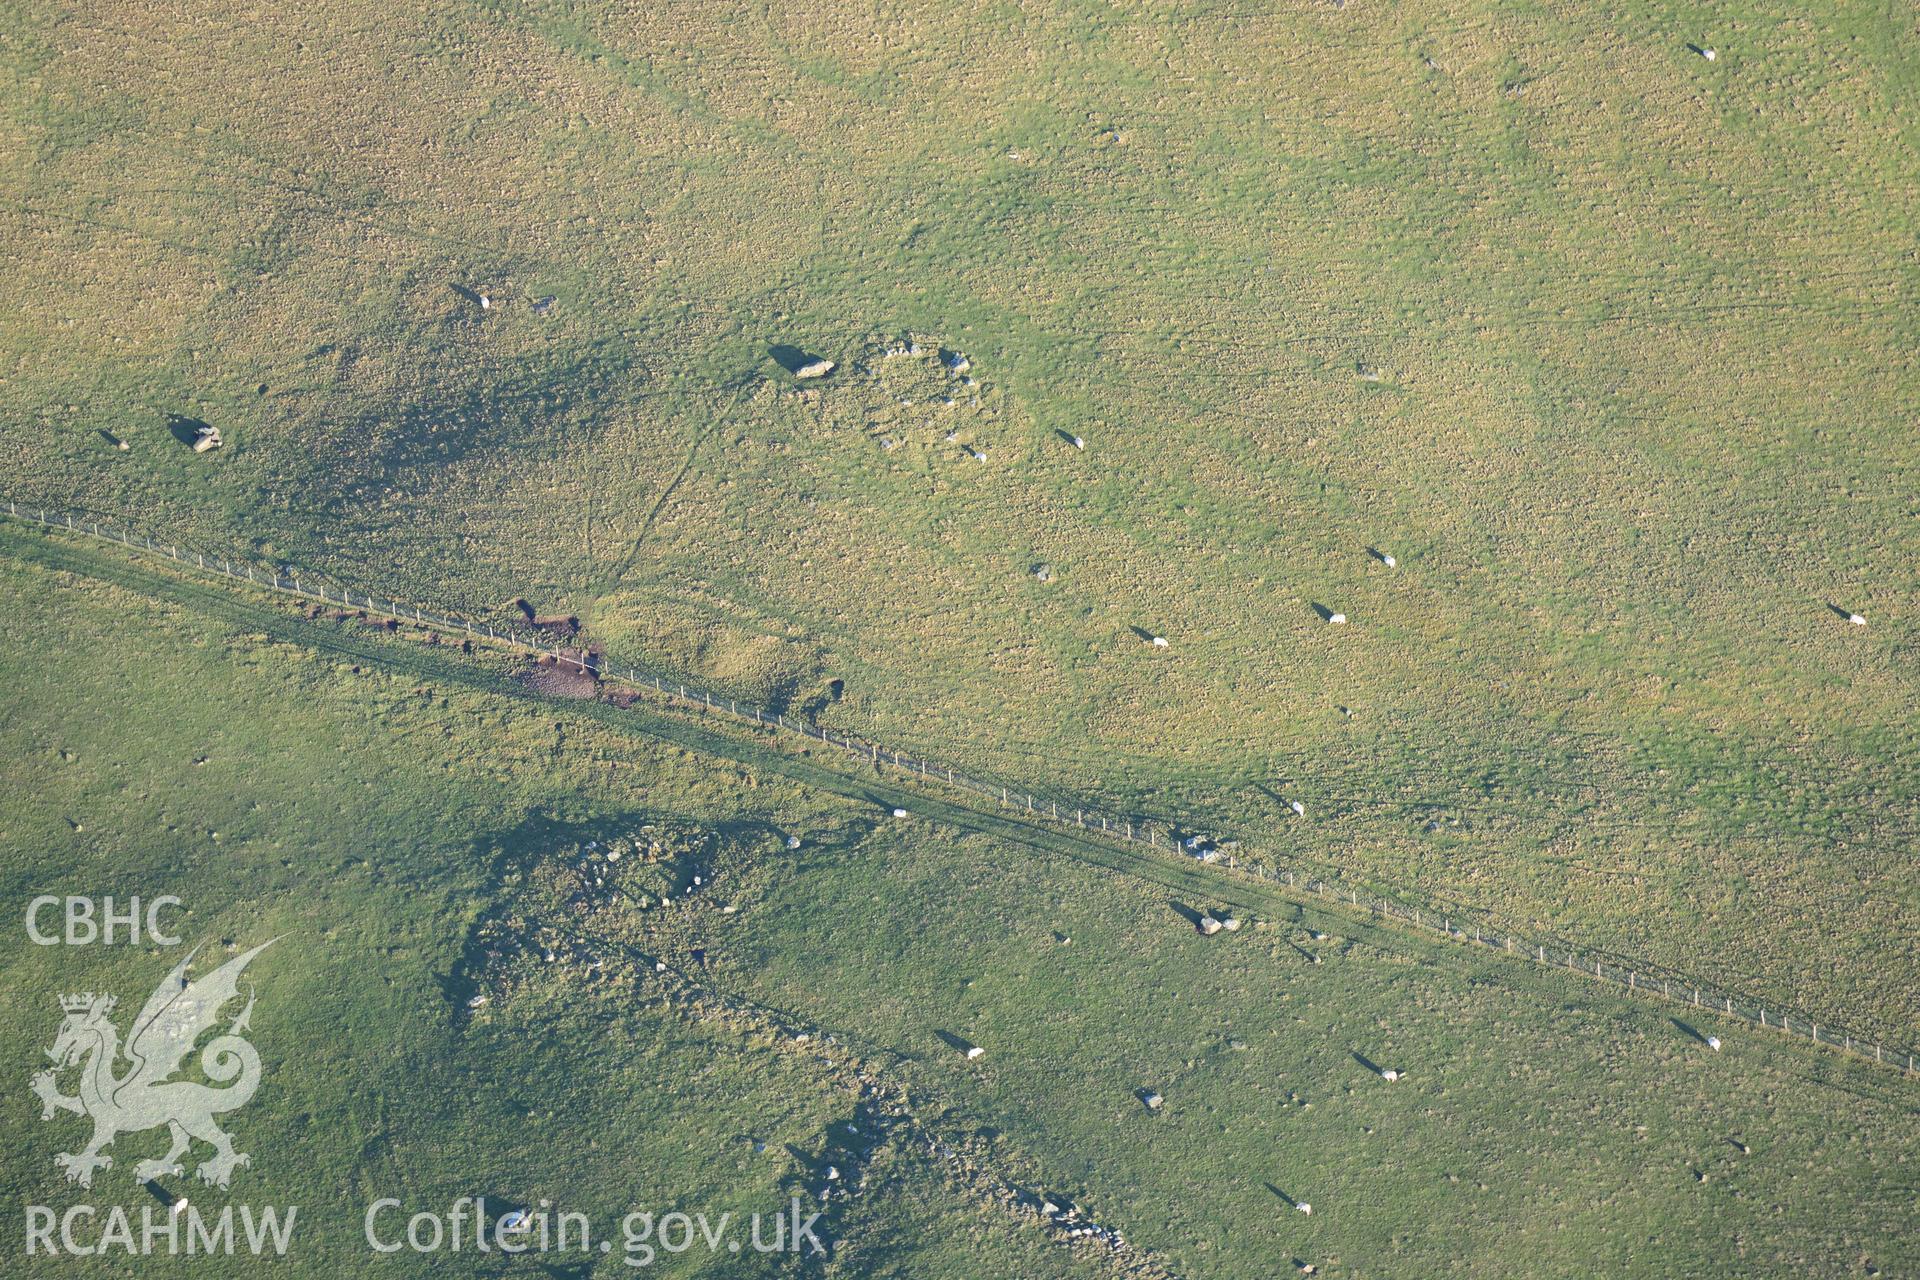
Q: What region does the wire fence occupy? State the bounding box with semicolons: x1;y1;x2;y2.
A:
6;496;1915;1080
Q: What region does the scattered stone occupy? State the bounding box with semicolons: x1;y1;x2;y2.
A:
1031;563;1053;582
1197;917;1224;937
794;357;836;379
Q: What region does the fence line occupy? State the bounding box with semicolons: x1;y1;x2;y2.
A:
4;497;1914;1079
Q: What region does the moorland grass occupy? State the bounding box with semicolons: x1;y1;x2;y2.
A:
2;538;1912;1279
2;0;1914;1042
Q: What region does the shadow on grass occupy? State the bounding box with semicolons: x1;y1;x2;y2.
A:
767;343;827;375
165;414;211;447
933;1029;978;1057
1672;1017;1713;1047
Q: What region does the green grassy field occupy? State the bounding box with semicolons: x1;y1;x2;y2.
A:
1;534;1914;1279
3;0;1915;1045
2;0;1916;1273
0;540;1123;1278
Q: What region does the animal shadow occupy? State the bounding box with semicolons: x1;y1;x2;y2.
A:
1167;900;1205;927
165;414;211;446
1671;1018;1712;1047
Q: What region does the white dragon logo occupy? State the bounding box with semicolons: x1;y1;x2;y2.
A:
31;940;275;1189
